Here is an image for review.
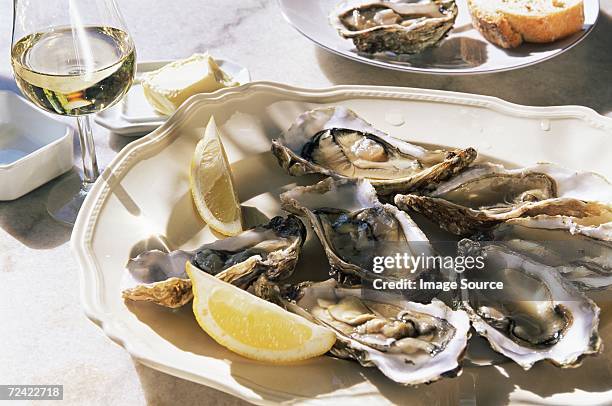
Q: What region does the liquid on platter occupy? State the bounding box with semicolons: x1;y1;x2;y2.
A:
11;26;135;116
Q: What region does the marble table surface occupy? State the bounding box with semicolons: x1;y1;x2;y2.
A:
1;1;611;404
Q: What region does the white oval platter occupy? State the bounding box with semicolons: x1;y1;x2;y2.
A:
72;82;612;405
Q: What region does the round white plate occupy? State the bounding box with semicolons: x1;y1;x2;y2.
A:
73;82;612;405
94;59;251;136
278;0;600;74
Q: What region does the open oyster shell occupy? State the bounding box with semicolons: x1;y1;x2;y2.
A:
122;215;306;308
281;177;439;294
330;0;458;54
272;106;477;196
258;278;470;386
457;240;602;370
395;162;612;236
486;215;612;291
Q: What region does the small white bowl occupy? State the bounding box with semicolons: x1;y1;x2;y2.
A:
0;91;74;201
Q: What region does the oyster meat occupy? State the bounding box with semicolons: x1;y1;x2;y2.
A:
330;0;458;54
272;106;477;196
281;177;439;292
257;278;470;386
457;240;602;369
122;215;306;308
395;162;612;236
486;215;612;291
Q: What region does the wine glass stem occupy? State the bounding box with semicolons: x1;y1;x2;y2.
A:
76;114;100;185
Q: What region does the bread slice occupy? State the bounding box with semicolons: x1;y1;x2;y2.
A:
467;0;584;48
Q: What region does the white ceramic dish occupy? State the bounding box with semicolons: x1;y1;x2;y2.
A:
278;0;600;74
94;59;251;136
0;91;73;201
73;82;612;405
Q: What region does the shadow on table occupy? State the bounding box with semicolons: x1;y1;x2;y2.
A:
0;74;20;94
317;11;612;115
0;169;77;249
0;74;68;248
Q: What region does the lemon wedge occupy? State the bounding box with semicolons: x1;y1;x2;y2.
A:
190;117;242;236
186;262;336;363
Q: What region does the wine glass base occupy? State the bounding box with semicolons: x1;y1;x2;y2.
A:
46;173;93;226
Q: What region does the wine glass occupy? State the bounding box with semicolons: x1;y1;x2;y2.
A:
11;0;136;225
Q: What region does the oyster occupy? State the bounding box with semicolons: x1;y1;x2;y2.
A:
457;239;602;369
281;177;438;291
395;162;612;236
330;0;458;54
272;106;477;196
257;278;470;386
486;215;612;291
122;215;307;308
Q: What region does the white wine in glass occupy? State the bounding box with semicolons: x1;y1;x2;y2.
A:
11;0;136;225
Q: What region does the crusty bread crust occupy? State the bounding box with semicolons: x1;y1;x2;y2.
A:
468;0;585;48
469;2;524;48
